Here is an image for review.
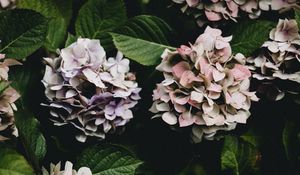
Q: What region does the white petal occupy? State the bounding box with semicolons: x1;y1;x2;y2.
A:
162;112;177;125
77;167;92;175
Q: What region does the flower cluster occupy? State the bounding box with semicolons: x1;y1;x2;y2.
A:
42;161;92;175
0;0;16;9
172;0;299;23
150;26;258;142
0;54;21;141
247;19;300;100
42;38;141;142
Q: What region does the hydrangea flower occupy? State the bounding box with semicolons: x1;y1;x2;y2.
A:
172;0;299;24
0;0;16;9
42;161;92;175
150;26;258;142
42;38;141;142
0;54;21;141
247;19;300;101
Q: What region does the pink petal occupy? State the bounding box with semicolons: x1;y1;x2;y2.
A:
207;83;222;92
205;10;222;21
212;68;225;82
172;61;191;79
230;64;251;81
186;0;199;7
179;112;195;127
177;45;192;55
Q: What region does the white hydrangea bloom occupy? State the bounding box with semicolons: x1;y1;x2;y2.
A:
42;161;92;175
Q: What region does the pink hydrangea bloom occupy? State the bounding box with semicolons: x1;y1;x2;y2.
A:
150;26;258;142
42;38;141;142
172;0;299;23
248;19;300;101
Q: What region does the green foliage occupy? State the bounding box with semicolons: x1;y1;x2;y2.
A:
0;146;34;175
76;144;143;175
0;9;48;59
221;136;259;175
75;0;127;51
18;0;73;51
295;8;300;23
14;109;47;173
110;15;175;66
230;20;276;56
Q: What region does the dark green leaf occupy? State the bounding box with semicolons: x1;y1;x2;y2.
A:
230;20;276;56
221;136;259;175
110;15;175;66
0;146;34;175
9;65;33;107
0;9;48;59
18;0;73;51
75;0;127;51
76;144;143;175
15;109;47;172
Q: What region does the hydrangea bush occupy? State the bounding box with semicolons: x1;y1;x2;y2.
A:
0;0;300;175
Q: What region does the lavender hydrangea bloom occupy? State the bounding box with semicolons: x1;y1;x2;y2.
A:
42;38;141;142
172;0;299;24
247;19;300;101
42;161;92;175
0;54;21;141
150;26;258;142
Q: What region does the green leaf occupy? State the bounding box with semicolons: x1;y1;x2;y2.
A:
230;20;276;56
65;33;77;47
0;146;34;175
76;144;143;175
17;0;73;51
9;65;33;107
110;15;175;66
221;136;259;175
0;9;48;59
75;0;127;50
0;81;10;95
15;109;47;172
240;128;262;147
295;8;300;25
